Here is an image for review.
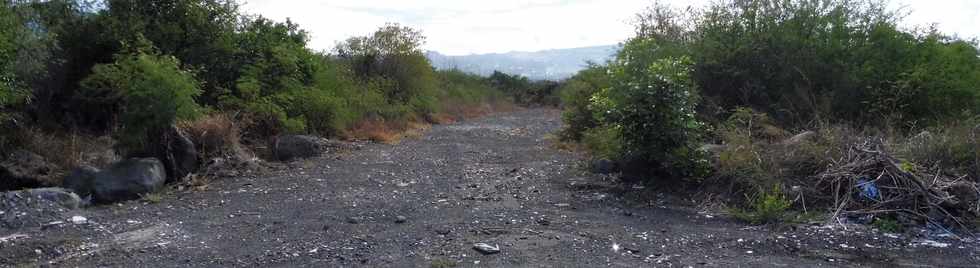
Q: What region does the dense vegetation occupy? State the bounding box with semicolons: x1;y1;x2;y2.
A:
0;0;522;157
560;0;979;226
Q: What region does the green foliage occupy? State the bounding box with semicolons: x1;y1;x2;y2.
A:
732;184;793;225
686;0;980;126
0;2;24;122
559;64;610;141
872;217;903;233
336;23;439;115
487;71;560;106
581;125;623;160
80;51;202;153
592;49;707;180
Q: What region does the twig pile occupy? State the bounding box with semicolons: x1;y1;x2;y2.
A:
812;139;978;229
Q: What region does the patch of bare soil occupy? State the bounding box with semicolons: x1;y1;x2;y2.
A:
2;109;978;267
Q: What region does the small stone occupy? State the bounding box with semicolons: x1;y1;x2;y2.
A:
346;216;363;224
395;216;407;223
537;218;551;226
435;226;451;235
473;243;500;254
69;216;88;225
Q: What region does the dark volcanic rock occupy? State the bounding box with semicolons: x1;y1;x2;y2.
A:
272;135;323;161
63;165;100;199
158;126;200;181
90;158;166;204
591;158;616;174
0;150;59;190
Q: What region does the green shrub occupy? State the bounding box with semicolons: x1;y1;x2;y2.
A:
733;184;793;224
80;51;202;153
591;48;707;180
0;2;24;123
581;125;623;160
872;217;903;233
559;64;609;141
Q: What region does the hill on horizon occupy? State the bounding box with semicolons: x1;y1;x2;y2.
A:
426;45;619;81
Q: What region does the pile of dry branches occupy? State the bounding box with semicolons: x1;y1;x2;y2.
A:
811;139;978;229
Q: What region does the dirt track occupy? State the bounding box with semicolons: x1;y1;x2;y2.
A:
3;109;978;267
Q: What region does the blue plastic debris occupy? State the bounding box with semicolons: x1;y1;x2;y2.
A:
856;177;880;200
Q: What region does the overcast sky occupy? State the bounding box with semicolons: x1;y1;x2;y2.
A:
241;0;980;56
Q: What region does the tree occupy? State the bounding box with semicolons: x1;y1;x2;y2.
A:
335;23;437;113
79;47;202;153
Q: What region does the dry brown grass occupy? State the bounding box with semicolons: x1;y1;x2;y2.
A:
3;127;117;184
434;99;519;124
178;113;244;159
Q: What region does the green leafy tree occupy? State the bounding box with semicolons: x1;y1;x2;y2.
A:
336;23;438;114
591;40;707;180
80;49;202;153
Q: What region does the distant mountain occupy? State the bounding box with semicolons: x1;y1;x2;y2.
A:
426;45;619;81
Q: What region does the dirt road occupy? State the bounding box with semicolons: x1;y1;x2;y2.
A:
3;109;978;267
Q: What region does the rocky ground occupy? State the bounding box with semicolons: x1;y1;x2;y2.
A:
2;109;978;267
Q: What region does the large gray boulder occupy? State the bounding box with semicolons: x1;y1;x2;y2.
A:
63;165;100;199
77;158;166;204
0;150;59;191
272;135;323;161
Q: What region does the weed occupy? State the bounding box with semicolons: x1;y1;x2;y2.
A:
430;258;457;268
732;185;792;225
141;192;163;204
872;217;903;233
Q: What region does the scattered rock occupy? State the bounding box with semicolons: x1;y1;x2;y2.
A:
1;188;78;229
0;150;59;190
473;243;500;254
434;225;451;235
395;216;407;223
272;135;324;161
69;215;88;225
90;158;167;204
346;216;364;224
536;218;551;226
23;188;82;209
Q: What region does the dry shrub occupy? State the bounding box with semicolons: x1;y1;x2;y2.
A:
710;110;979;228
898;120;979;180
436;99;518;123
4;127;117;182
345;118;409;144
178;113;244;159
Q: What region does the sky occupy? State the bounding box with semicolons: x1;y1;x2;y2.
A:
241;0;980;56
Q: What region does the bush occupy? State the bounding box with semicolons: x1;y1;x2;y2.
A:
732;184;793;224
79;51;202;153
559;64;609;141
0;2;24;124
591;49;707;180
899;117;980;178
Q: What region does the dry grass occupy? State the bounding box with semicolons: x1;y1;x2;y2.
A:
344;118;417;144
7;127;117;171
178;113;244;159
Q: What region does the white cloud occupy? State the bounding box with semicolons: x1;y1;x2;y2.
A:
241;0;979;56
